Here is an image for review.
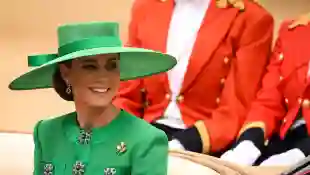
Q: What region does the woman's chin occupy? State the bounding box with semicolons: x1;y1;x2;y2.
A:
75;90;115;107
81;95;112;107
86;100;112;107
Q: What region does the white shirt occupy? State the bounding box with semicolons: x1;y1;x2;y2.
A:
156;0;210;129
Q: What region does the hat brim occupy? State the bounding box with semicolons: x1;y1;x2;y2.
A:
9;47;176;90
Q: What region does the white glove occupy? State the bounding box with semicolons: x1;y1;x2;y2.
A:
169;139;185;150
260;148;306;166
220;140;261;166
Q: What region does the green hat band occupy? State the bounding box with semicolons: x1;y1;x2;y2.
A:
58;36;122;57
27;36;122;67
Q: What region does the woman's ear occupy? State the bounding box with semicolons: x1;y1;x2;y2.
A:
59;63;70;82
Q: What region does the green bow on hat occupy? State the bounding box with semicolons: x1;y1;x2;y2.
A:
9;22;177;90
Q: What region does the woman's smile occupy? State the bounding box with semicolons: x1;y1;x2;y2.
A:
89;87;110;94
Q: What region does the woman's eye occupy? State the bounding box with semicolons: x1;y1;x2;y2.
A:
105;61;118;71
82;65;97;70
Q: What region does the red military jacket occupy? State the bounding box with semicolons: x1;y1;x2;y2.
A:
114;0;273;153
240;21;310;141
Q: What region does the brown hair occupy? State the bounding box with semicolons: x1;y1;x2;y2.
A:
52;61;73;101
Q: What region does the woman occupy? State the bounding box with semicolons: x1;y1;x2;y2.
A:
114;0;274;155
9;21;177;175
220;13;310;166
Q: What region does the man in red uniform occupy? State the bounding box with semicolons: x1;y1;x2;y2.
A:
221;13;310;165
114;0;274;155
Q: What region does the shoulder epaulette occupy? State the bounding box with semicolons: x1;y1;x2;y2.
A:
216;0;258;11
288;12;310;29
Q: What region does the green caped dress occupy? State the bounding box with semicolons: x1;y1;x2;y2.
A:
33;110;168;175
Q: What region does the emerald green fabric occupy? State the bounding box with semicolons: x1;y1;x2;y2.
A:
33;110;168;175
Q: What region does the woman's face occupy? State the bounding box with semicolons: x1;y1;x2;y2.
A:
60;53;120;107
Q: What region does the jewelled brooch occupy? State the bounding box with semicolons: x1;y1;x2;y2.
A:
116;142;127;155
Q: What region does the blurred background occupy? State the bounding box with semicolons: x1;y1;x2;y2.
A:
1;0;310;133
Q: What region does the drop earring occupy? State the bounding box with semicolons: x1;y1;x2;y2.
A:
65;80;72;94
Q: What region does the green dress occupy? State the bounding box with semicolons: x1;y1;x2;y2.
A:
33;110;168;175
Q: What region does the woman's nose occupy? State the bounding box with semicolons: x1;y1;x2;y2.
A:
98;67;110;75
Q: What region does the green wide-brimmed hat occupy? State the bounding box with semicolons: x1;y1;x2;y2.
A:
9;21;176;90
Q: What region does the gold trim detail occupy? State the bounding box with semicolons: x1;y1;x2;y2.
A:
238;121;266;138
194;121;211;154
